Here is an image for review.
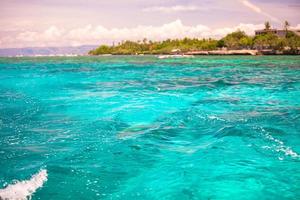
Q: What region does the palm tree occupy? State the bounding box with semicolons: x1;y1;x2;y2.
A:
265;21;271;31
284;20;290;31
284;20;291;38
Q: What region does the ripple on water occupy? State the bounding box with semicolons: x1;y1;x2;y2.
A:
0;56;300;199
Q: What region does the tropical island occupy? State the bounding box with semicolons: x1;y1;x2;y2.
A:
89;21;300;56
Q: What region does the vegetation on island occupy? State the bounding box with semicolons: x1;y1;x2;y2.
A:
89;21;300;55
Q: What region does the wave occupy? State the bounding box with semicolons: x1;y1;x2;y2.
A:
260;128;300;160
0;169;47;200
264;133;300;159
117;124;160;140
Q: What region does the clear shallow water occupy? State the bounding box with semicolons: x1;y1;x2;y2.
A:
0;56;300;200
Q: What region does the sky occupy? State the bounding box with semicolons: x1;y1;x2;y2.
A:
0;0;299;48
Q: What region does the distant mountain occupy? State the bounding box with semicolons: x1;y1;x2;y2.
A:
0;45;98;57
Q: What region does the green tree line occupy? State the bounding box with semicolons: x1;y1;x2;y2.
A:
89;22;300;55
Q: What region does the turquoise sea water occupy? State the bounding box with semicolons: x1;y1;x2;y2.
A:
0;56;300;200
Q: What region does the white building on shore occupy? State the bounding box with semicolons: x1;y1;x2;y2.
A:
255;29;300;37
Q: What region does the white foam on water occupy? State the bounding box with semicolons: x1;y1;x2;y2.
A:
0;169;48;200
261;128;300;160
208;115;225;121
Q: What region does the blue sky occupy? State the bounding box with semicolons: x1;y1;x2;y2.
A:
0;0;299;48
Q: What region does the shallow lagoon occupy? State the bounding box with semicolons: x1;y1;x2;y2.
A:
0;56;300;199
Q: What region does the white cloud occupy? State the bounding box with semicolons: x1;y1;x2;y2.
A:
142;5;204;13
13;26;64;45
292;24;300;30
0;20;279;48
215;23;264;36
239;0;281;23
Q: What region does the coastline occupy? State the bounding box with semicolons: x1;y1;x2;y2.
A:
1;53;300;58
185;49;300;56
90;49;300;56
1;49;300;58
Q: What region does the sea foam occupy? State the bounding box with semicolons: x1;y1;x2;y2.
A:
0;169;47;200
261;128;300;160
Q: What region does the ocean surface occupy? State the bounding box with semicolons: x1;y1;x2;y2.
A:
0;56;300;200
